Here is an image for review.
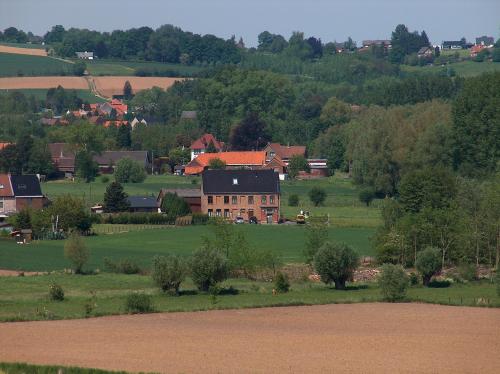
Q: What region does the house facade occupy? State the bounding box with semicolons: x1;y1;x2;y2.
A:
0;174;46;215
201;169;280;224
189;134;223;160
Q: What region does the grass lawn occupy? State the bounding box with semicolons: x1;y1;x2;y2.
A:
0;225;375;271
0;52;72;76
0;273;497;322
401;60;500;77
0;88;106;102
83;59;204;76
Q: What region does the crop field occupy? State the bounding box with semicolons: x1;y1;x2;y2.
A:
0;53;72;76
0;88;107;102
0;76;88;89
92;76;185;97
0;44;47;56
84;59;203;76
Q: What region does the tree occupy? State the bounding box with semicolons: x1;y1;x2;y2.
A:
205;140;218;153
274;272;290;293
151;255;187;295
320;97;352;127
116;124;131;149
287;154;309;179
48;195;91;233
359;187;375;206
14;209;31;230
313;242;359;290
191;246;229;292
64;232;90;274
378;264;409;301
309;186;327;207
208;157;226;169
123;80;133;100
415;246;441;286
103;181;130;213
73;61;86;76
288;194;299;206
75;151;99;183
230;113;270;151
114;158;146;183
304;218;329;264
161;193;191;220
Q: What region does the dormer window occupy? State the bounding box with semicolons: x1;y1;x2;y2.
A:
233;178;238;185
0;184;4;189
18;184;27;190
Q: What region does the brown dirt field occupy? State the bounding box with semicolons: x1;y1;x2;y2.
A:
92;76;184;97
1;303;499;373
0;76;88;90
0;45;47;56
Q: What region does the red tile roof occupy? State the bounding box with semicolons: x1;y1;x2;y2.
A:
0;174;13;197
267;143;306;159
185;151;266;175
0;142;12;151
190;134;223;151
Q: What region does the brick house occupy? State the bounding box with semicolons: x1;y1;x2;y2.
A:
0;174;47;215
201;169;280;224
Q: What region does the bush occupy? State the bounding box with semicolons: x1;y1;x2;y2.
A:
64;232;89;274
427;279;451;288
151;255;187;294
125;292;154;314
303;218;329;264
378;264;409;301
114;157;147;183
359;187;375;206
103;257;141;274
192;213;209;225
191;247;229;292
457;263;477;281
308;187;327;207
48;283;64;301
161;193;191;220
274;272;290;293
415;247;441;286
288;194;299;207
100;175;110;183
409;272;419;286
313;241;359;290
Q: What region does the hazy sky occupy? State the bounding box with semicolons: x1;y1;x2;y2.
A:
0;0;498;46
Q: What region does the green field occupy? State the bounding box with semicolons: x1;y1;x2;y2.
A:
0;42;48;49
0;52;73;76
83;59;204;76
401;60;500;77
0;272;497;322
0;88;106;102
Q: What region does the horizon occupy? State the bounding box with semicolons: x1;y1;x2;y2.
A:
0;0;498;47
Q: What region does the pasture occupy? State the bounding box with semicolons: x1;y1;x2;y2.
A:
84;59;203;77
0;53;72;76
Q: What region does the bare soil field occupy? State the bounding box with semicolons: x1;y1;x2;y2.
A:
0;45;47;56
0;76;88;90
92;76;184;97
1;303;499;373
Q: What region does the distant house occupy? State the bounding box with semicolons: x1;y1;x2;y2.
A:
185;151;267;175
40;118;69;126
93;151;150;173
362;40;391;49
470;45;487;57
201;169;280;224
48;143;75;177
189;133;224;161
130;117;147;129
90;99;127;117
441;40;468;50
300;159;329;179
127;196;159;213
157;188;202;213
262;156;287;180
180;111;197;120
476;36;494;46
76;51;94;60
0;142;12;151
0;174;47;215
263;143;306;162
417;46;434;58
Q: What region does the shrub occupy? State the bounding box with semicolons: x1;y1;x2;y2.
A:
103;257;141;274
191;247;229;292
378;264;409;301
151;255;187;294
427;279;451;288
100;175;110;183
308;187;327;207
48;283;64;301
161;193;191;220
415;247;441;286
125;292;154;314
409;272;419;286
313;242;359;290
274;272;290;293
192;213;209;225
114;158;146;183
457;263;477;281
64;232;89;274
359;187;375;206
288;194;299;207
303;218;328;264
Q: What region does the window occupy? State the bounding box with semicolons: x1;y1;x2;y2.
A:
208;209;213;217
216;209;221;217
231;196;237;204
269;151;275;158
0;184;4;189
270;195;275;204
224;196;229;204
224;209;230;218
261;195;267;204
207;196;213;205
0;199;3;210
248;196;254;205
233;178;238;185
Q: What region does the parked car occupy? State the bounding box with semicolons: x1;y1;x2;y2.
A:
234;216;245;224
249;216;258;224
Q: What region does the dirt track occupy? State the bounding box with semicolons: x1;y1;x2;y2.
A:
0;45;47;56
1;303;499;373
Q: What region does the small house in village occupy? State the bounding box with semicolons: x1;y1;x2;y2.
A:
185;151;267;175
93;151;150;173
417;46;434;58
189;133;224;160
48;143;75;177
0;174;47;215
76;51;94;59
263;143;306;162
201;169;280;224
127;196;160;213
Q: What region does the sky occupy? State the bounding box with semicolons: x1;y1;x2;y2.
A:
0;0;498;47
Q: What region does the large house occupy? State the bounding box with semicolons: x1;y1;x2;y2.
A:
185;151;267;175
0;174;46;215
48;143;75;177
93;151;150;173
189;134;224;160
263;143;306;162
476;36;494;46
201;169;280;224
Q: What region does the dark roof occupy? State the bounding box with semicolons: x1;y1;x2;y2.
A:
93;151;149;167
202;170;280;194
127;196;158;209
180;110;197;120
160;188;201;198
10;175;43;197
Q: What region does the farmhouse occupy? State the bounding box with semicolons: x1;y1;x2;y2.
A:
263;143;306;162
157;188;202;213
93;151;150;173
201;169;280;224
0;174;47;215
48;143;75;177
475;36;494;46
76;51;94;59
127;196;159;213
185;151;267;175
190;133;224;160
417;46;434;58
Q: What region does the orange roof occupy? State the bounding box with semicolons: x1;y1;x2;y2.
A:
190;134;223;150
185;151;266;175
110;99;128;114
267;143;306;159
104;120;129;128
0;174;13;197
0;142;12;151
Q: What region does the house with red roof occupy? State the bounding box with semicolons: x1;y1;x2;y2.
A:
185;151;266;175
0;174;47;215
48;143;75;177
190;134;224;160
263;143;306;162
0;142;12;151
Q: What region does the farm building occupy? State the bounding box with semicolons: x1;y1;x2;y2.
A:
127;196;160;213
48;143;75;177
263;143;306;162
93;151;150;173
157;188;201;213
76;51;94;59
201;169;280;224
